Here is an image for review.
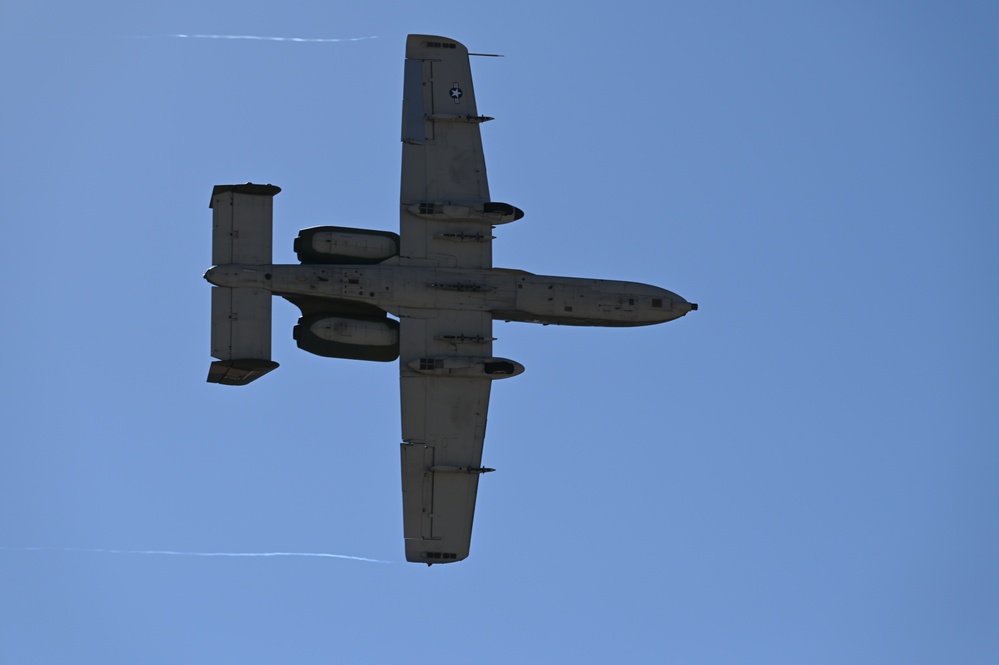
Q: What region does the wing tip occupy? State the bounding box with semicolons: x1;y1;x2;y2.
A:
406;34;468;57
404;547;468;565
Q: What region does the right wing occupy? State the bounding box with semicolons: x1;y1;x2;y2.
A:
398;308;494;564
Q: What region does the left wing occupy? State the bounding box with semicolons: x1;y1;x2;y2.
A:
400;34;521;269
398;309;494;563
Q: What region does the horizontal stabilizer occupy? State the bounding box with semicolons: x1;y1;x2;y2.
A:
207;359;279;386
209;287;275;385
210;183;280;265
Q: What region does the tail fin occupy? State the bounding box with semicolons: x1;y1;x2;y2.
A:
207;184;281;385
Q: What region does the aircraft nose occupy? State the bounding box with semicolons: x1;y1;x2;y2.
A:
661;290;697;318
204;267;218;284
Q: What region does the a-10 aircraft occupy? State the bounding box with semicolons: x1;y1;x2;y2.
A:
204;34;697;565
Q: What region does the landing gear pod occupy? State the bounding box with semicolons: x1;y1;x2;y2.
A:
408;356;525;379
407;202;524;224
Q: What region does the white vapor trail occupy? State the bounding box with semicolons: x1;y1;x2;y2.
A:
164;34;378;43
0;546;389;564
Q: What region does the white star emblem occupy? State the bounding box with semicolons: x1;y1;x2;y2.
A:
449;83;463;104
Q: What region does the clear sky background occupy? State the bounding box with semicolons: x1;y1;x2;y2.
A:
2;2;997;663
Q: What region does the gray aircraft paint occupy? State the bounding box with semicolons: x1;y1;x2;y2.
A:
204;35;696;564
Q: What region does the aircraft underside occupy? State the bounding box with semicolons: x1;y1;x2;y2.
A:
203;35;696;564
205;262;696;329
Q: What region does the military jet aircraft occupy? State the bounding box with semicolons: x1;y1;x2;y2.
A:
204;34;697;565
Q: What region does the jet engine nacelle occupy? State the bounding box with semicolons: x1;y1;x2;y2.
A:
295;226;400;265
293;313;399;362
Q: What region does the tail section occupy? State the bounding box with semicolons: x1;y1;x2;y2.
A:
210;183;280;264
207;184;281;385
208;287;279;385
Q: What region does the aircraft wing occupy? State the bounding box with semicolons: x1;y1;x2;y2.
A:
398;308;494;563
401;34;494;269
398;35;513;564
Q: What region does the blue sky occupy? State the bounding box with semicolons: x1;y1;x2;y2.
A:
2;2;997;663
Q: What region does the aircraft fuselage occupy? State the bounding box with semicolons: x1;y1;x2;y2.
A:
205;263;696;327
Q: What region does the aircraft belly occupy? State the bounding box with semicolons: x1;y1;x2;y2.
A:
205;34;698;566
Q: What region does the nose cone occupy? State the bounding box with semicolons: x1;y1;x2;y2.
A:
204;267;219;285
660;289;697;321
675;299;698;314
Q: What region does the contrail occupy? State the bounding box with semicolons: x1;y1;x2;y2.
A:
0;546;389;563
147;34;378;43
